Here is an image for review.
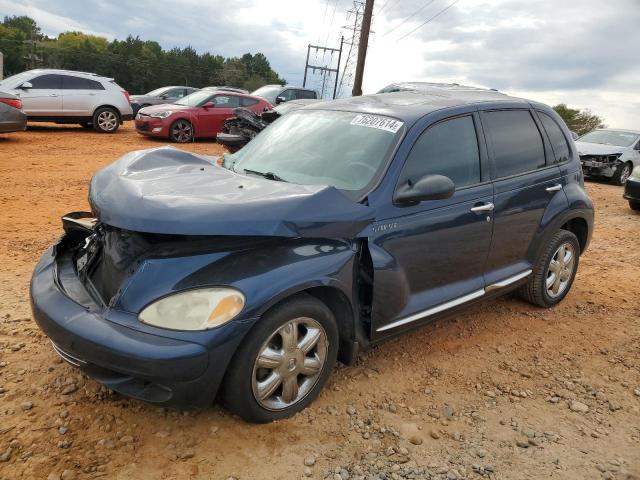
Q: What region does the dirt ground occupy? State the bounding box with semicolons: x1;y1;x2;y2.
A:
0;123;638;480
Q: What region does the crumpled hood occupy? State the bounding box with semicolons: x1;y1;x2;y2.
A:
89;147;375;237
574;141;626;156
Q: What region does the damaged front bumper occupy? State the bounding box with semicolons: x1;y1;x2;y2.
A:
30;233;255;407
579;154;622;177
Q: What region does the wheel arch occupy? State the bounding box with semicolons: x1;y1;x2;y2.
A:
93;104;122;120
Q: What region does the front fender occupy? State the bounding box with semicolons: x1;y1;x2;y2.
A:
116;237;358;320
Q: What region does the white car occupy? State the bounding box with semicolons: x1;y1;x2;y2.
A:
575;128;640;185
0;69;133;133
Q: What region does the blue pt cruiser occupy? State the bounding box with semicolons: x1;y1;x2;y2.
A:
31;87;594;422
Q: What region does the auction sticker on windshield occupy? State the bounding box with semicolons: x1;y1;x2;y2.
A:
350;114;403;134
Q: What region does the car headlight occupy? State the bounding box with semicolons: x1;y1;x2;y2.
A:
630;165;640;181
149;111;173;119
139;288;245;331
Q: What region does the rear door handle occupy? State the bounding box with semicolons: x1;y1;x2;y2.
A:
49;93;58;97
470;202;494;212
546;184;562;192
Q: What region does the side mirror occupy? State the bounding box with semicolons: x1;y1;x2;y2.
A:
202;101;216;109
394;174;455;205
20;81;33;89
275;96;286;105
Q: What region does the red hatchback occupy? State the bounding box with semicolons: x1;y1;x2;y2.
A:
135;89;271;143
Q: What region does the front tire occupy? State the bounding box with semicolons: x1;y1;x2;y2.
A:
221;294;338;423
519;230;580;308
629;201;640;211
612;162;632;186
169;119;194;143
92;107;120;133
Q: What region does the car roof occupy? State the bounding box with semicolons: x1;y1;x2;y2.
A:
312;89;526;126
21;68;112;80
379;81;502;93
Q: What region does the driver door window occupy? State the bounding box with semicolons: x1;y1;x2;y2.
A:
399;115;481;189
279;89;296;102
212;95;240;108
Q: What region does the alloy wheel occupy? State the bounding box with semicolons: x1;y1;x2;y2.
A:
545;242;575;298
97;110;118;132
619;164;631;185
251;317;327;411
171;121;193;142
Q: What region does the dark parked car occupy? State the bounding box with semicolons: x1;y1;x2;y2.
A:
0;91;27;133
130;86;199;114
31;88;593;423
623;166;640;210
251;84;318;105
216;99;320;150
135;90;271;142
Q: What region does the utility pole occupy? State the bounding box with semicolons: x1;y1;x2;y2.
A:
352;0;374;97
302;37;344;99
338;1;364;97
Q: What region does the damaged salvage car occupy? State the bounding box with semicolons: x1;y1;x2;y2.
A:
575;128;640;185
31;89;594;423
216;99;320;151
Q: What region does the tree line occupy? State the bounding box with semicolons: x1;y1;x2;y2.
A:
0;15;285;94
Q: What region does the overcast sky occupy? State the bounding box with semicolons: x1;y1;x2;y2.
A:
1;0;638;127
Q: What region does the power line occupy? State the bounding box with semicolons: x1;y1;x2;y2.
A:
376;0;400;16
396;0;461;42
382;0;437;37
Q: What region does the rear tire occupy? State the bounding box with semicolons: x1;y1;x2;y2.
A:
519;229;580;308
169;119;194;143
629;201;640;211
611;162;632;186
221;294;338;423
92;107;120;133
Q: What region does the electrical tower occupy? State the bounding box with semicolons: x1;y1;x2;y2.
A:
302;38;344;100
337;1;364;97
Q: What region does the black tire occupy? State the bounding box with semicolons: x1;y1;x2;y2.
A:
629;201;640;211
221;293;338;423
519;229;580;308
79;122;92;128
611;162;632;186
92;107;120;133
169;119;194;143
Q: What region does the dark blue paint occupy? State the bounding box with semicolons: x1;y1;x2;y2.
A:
30;91;594;407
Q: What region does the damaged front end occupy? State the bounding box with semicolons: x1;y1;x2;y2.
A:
579;152;623;177
216;107;271;151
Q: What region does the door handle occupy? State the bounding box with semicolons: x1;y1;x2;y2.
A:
49;94;58;97
470;202;494;212
546;184;562;192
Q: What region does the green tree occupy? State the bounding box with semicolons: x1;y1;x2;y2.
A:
0;16;285;92
553;104;606;136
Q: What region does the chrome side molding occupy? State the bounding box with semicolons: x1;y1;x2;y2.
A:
376;269;532;332
485;269;532;292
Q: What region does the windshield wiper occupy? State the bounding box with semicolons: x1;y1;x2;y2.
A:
242;168;287;182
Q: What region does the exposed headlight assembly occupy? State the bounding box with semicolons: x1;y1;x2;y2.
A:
139;288;245;331
149;111;173;119
630;165;640;181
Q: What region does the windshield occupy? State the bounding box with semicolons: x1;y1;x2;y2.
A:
251;85;281;101
175;90;212;106
0;71;33;87
227;110;404;198
578;130;639;147
145;86;172;97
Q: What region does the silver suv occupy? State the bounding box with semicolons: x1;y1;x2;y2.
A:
0;69;133;133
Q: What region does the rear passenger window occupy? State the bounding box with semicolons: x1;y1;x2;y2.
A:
241;98;259;107
483;110;545;178
62;76;104;90
399;115;481;189
213;95;240;108
29;74;63;89
538;112;570;164
297;90;316;99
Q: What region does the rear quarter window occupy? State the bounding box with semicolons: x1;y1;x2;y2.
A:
483;110;545;178
241;97;259;107
538;112;571;164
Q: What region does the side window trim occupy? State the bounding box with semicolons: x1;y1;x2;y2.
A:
394;113;484;196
